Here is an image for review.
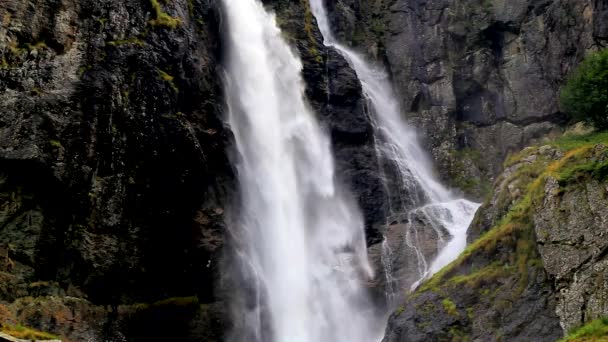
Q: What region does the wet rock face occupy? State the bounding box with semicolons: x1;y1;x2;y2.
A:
381;142;608;341
325;0;608;198
0;0;392;339
0;0;231;339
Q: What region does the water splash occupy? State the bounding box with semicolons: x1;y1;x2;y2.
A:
309;0;480;300
222;1;381;341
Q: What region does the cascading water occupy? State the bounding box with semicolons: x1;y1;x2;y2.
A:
222;0;382;341
309;0;481;298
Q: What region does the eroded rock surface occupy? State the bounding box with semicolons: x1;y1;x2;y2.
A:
326;0;608;198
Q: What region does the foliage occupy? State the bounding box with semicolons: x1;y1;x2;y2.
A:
559;317;608;342
1;323;59;340
49;140;63;149
441;298;458;316
418;132;608;298
107;38;145;47
560;49;608;129
149;0;181;28
157;69;179;93
551;131;608;151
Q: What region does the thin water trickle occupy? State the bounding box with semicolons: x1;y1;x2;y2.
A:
222;1;381;341
309;0;481;301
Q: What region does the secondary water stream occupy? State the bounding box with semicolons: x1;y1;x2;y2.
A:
309;0;480;298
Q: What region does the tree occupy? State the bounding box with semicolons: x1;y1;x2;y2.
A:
560;49;608;129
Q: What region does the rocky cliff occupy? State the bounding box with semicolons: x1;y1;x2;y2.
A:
382;131;608;341
0;0;232;340
327;0;608;198
0;0;393;339
1;0;607;341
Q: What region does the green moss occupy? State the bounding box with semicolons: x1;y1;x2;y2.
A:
559;316;608;341
149;0;181;28
466;307;474;320
447;262;509;289
107;37;145;47
442;298;458;316
552;131;608;151
49;140;63;149
97;17;108;32
187;0;194;16
157;69;179;93
448;147;490;196
558;159;608;184
25;41;48;51
418;137;605;297
1;324;59;340
504;146;539;168
77;66;88;76
448;326;470;342
394;306;405;316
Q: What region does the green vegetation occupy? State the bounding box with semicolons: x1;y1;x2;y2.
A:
1;323;59;340
448;147;491;197
560;49;608;129
25;41;48;51
107;37;145;47
552;131;608;151
559;317;608;342
149;0;181;28
49;140;63;149
157;69;179;93
441;298;458;316
448;326;470;342
417;130;608;304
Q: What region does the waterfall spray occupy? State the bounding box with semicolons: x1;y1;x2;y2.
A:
222;1;382;341
309;0;480;301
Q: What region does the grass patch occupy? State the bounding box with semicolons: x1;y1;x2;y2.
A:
418;133;608;296
559;317;608;341
1;324;59;340
551;131;608;151
448;262;509;288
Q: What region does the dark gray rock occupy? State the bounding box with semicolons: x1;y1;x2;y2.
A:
0;0;231;340
325;0;608;199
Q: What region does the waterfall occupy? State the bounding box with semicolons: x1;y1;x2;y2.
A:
222;1;382;341
308;0;481;297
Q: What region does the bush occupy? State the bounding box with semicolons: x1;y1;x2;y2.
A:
560;49;608;129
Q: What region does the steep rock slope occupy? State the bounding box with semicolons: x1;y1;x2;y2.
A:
0;0;231;340
383;132;608;341
0;0;394;339
326;0;608;198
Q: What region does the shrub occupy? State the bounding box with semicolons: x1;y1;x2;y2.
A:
559;316;608;341
560;49;608;129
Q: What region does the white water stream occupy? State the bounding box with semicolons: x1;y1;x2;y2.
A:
222;0;381;341
309;0;480;295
